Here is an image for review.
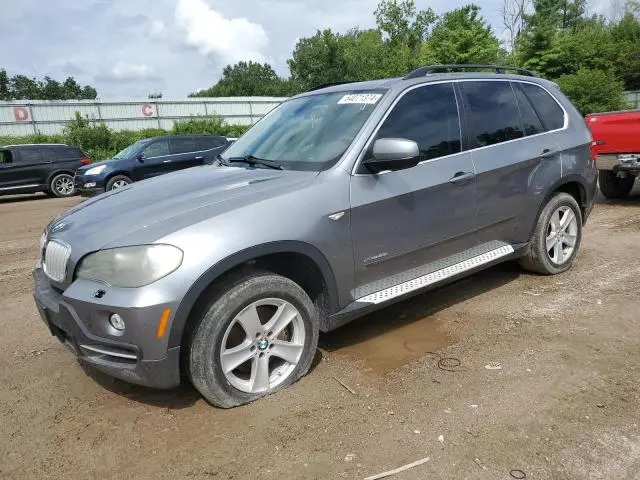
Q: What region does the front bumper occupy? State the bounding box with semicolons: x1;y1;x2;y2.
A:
74;175;106;197
32;268;181;389
596;154;640;174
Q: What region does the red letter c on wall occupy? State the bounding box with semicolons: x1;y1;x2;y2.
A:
142;104;156;117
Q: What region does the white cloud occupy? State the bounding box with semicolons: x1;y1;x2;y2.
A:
175;0;269;64
111;61;155;80
150;19;166;36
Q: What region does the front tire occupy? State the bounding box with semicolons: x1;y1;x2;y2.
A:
49;173;75;198
188;273;319;408
519;192;582;275
598;170;634;199
106;175;132;191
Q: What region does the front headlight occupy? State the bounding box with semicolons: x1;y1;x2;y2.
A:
39;230;47;252
85;164;107;176
76;245;183;288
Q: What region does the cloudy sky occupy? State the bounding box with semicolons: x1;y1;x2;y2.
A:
0;0;613;99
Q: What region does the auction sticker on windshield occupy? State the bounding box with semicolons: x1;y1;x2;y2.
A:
338;93;382;105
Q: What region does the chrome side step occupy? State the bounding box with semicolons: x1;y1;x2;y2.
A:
356;244;515;305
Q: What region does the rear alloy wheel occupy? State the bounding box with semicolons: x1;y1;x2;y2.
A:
519;192;582;275
188;273;319;408
106;175;132;191
598;170;634;199
49;173;75;198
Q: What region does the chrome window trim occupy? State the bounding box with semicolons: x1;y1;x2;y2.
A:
351;78;569;176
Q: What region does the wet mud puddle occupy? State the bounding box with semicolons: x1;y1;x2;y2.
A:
320;303;454;374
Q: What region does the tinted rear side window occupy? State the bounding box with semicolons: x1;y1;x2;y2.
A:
46;146;82;160
460;81;523;148
170;137;198;154
15;148;42;163
513;83;544;136
520;83;565;131
196;136;225;150
375;83;461;160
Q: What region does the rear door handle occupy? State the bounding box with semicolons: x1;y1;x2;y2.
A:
163;159;171;163
449;171;476;184
195;156;204;161
540;149;557;159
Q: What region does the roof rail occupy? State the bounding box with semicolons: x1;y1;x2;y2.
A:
307;81;354;92
405;64;537;80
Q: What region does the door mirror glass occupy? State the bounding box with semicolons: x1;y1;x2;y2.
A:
363;138;420;173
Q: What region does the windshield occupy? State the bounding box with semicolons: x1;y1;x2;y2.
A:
221;89;387;171
113;139;148;159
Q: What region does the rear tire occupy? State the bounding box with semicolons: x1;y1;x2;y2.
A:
49;173;76;198
598;170;634;199
519;192;582;275
188;272;319;408
105;175;132;191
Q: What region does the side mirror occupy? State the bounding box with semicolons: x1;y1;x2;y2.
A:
363;138;421;174
136;154;145;163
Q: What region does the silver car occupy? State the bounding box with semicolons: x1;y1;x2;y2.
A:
33;65;597;407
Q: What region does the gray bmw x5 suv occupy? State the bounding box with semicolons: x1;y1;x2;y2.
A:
34;65;597;408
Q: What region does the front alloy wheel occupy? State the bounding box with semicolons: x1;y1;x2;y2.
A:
188;272;319;408
220;298;306;393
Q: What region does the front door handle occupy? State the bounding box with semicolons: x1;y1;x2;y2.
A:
163;159;171;163
195;156;204;161
449;171;476;184
540;148;557;159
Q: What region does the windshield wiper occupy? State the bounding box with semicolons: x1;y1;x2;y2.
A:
227;155;283;170
216;153;230;166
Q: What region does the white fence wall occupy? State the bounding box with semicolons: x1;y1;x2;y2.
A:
0;97;287;136
624;90;640;109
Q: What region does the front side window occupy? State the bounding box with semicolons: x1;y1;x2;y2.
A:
460;81;524;148
520;83;565;131
374;83;461;161
221;89;387;171
142;140;170;158
114;140;147;159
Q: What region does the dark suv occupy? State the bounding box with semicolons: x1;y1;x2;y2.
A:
74;134;231;196
0;144;90;197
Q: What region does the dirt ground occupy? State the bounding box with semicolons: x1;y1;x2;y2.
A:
1;188;639;480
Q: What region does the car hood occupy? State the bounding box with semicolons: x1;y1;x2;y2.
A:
75;158;121;173
49;165;318;252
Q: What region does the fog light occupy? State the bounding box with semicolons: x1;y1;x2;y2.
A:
84;182;97;188
109;313;125;331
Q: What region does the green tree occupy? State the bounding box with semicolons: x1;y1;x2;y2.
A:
611;12;640;89
192;61;295;97
518;0;587;67
374;0;436;49
0;71;97;100
556;68;628;114
288;29;350;90
427;5;500;64
0;69;9;99
524;17;615;77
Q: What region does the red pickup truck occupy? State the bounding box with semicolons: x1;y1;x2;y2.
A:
586;110;640;199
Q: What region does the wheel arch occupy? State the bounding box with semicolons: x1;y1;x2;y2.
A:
104;171;133;186
46;169;75;186
168;241;340;349
529;175;588;240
